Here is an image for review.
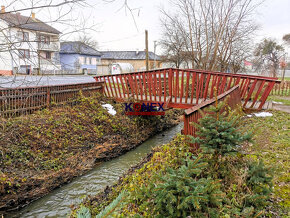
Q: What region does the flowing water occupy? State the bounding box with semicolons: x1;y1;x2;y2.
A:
8;123;183;218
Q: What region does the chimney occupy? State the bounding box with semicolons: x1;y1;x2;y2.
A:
1;6;5;13
136;49;139;55
31;12;35;19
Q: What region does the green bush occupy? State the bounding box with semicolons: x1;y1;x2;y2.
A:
151;156;224;217
245;160;273;209
190;101;251;158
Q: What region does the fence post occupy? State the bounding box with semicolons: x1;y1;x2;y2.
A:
101;82;105;94
46;87;51;108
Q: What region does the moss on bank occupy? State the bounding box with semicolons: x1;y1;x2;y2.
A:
0;93;181;212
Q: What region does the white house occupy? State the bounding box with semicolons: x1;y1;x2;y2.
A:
0;6;61;75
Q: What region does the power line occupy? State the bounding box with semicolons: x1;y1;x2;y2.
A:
98;33;144;45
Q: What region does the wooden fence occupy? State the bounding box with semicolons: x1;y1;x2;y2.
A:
0;82;104;118
183;85;241;148
270;81;290;96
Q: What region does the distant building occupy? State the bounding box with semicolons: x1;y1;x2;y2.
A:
243;60;253;71
99;50;161;74
111;63;134;74
0;6;61;75
60;41;102;74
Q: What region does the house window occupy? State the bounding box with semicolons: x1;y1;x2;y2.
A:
45;51;51;59
20;65;31;75
84;57;87;64
17;31;29;41
23;32;29;41
41;51;51;59
89;57;92;65
18;49;30;58
39;35;50;44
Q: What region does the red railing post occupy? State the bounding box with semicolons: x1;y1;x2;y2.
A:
258;81;275;110
168;68;173;103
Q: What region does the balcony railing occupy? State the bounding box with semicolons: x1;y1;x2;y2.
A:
40;58;60;66
38;42;59;51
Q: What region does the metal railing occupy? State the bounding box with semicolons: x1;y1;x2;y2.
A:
0;82;104;118
40;58;61;66
38;42;59;51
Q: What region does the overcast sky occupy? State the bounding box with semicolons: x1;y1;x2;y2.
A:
4;0;290;54
77;0;290;54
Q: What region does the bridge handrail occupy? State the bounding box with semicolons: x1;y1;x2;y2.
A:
185;85;240;115
184;69;280;83
183;85;241;143
95;68;280;83
95;68;277;110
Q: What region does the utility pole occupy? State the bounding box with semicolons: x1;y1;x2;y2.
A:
154;40;157;69
281;53;287;83
145;30;149;71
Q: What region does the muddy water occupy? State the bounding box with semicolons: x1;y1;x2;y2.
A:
9;123;183;218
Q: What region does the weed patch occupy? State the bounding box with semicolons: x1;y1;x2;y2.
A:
0;93;180;212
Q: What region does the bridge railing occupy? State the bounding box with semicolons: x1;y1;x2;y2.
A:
0;82;104;118
184;68;279;109
183;85;241;148
94;68;279;109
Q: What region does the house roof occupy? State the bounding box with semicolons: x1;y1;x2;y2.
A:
101;51;161;61
0;13;61;34
60;41;102;56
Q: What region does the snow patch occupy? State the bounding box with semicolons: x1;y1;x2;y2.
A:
246;112;273;118
253;112;273;117
272;101;283;105
102;104;116;116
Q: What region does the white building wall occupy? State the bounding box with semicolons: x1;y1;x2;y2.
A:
79;56;84;65
92;57;97;65
0;19;13;73
10;27;39;71
0;19;61;74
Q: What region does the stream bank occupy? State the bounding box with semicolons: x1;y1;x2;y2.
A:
0;94;182;215
8;124;183;217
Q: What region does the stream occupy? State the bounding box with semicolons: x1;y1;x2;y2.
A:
8;123;183;218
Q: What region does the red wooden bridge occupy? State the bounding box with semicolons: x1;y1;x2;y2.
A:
95;68;280;138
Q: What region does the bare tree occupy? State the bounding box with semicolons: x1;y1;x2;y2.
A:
159;14;190;68
76;35;99;49
282;33;290;45
160;0;260;72
253;38;284;77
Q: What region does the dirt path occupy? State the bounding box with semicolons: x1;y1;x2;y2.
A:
273;96;290;101
272;104;290;113
271;97;290;113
